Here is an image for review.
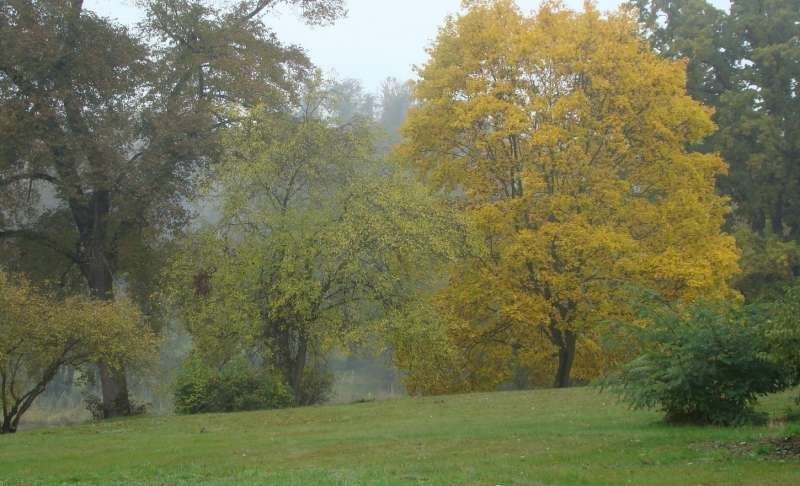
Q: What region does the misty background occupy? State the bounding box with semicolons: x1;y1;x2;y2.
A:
87;0;731;91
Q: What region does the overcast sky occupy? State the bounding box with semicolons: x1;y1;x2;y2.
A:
85;0;730;91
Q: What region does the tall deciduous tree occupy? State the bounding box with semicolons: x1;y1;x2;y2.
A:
165;80;458;403
0;0;343;417
398;0;739;390
378;77;414;147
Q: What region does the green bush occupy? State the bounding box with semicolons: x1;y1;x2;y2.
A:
296;366;334;406
174;356;293;414
767;280;800;389
603;300;790;425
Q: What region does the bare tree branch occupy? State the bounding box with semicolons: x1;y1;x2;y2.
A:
0;173;58;188
240;0;278;23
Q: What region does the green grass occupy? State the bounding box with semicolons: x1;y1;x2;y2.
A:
1;388;798;485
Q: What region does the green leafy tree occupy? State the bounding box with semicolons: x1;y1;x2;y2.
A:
632;0;735;106
0;0;343;417
633;0;800;296
164;80;458;403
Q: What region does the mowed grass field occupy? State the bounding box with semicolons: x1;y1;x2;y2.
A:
1;387;798;485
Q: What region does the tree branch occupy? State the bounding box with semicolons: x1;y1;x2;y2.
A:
240;1;278;23
0;173;59;188
0;229;80;265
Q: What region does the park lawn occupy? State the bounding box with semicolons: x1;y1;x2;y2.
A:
1;387;798;485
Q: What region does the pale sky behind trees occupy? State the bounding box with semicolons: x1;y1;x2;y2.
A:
86;0;730;90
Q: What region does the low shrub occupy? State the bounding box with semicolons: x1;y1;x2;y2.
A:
295;366;334;406
174;356;293;414
603;300;791;426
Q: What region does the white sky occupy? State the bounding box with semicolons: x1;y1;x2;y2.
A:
85;0;730;91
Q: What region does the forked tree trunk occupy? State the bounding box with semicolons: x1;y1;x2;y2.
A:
1;368;58;434
1;418;14;434
1;406;20;434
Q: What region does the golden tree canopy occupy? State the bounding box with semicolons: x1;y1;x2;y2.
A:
396;0;740;391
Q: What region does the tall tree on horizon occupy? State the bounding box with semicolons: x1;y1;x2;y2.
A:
633;0;800;297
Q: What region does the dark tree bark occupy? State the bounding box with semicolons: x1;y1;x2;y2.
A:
1;364;60;434
275;327;308;405
550;327;576;388
69;190;132;417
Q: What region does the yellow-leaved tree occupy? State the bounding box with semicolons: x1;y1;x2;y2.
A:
0;272;156;433
396;0;740;390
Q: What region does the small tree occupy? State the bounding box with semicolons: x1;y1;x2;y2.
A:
0;272;155;433
604;298;790;425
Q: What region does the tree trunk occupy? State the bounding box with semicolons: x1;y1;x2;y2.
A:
772;189;785;235
510;341;529;390
1;375;54;433
752;208;766;234
2;404;24;433
289;335;307;405
1;413;16;434
275;326;308;405
78;191;132;418
97;362;130;418
550;327;576;388
86;256;131;418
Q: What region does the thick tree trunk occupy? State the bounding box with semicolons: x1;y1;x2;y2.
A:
1;413;17;434
550;327;576;388
85;254;131;418
97;363;130;418
78;191;131;418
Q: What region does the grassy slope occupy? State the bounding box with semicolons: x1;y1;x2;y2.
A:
1;388;798;485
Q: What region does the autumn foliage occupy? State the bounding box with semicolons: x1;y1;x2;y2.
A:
396;0;740;391
0;272;155;433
